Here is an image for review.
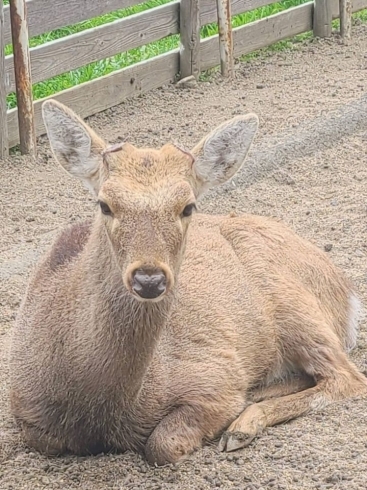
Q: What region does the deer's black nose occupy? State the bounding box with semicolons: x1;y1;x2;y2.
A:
131;268;167;299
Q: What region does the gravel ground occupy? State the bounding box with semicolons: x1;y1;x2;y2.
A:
1;24;367;490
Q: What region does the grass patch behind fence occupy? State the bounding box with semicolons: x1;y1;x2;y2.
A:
3;0;367;110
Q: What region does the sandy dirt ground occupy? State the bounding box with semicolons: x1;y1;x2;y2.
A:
1;23;367;490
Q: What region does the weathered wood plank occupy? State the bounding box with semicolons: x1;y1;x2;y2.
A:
313;0;333;37
331;0;367;19
3;0;147;45
200;3;313;71
180;0;200;79
200;0;367;27
9;0;36;155
0;0;9;158
200;0;276;26
7;50;179;148
352;0;367;11
5;2;179;94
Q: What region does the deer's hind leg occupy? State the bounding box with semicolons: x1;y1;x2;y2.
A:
220;366;366;452
248;373;315;403
219;293;367;453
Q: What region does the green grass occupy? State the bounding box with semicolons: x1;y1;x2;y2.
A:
4;0;367;110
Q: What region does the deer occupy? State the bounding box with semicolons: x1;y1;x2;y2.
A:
9;99;367;466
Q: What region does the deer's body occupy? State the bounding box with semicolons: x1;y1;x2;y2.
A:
9;102;367;464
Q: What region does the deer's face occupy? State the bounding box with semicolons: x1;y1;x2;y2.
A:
97;145;197;300
42;100;258;302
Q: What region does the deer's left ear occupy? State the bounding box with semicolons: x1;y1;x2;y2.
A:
42;99;107;195
190;114;259;195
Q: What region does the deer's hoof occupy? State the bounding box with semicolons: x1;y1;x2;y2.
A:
218;430;255;452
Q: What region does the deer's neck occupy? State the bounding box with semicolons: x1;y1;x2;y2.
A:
81;224;173;404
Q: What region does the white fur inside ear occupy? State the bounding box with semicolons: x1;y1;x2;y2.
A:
42;101;102;194
194;114;258;188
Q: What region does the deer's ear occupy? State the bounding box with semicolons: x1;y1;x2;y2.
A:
191;114;259;195
42;100;106;195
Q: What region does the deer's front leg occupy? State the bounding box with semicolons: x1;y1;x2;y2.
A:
145;406;212;465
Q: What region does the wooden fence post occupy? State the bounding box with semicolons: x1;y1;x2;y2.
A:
180;0;200;80
339;0;352;39
216;0;234;78
9;0;37;156
313;0;332;37
0;0;9;159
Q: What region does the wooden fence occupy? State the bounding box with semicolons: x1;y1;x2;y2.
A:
1;0;367;157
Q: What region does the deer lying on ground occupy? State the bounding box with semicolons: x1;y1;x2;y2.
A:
9;100;367;465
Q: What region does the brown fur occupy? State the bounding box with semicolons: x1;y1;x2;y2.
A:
49;221;91;271
9;101;367;465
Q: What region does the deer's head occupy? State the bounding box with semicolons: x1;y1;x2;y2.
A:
42;100;258;302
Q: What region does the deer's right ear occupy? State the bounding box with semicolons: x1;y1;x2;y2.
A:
190;114;259;196
42;100;106;195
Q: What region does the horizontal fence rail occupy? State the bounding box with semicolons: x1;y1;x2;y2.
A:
1;0;367;154
6;51;180;148
201;2;313;71
332;0;366;16
3;0;146;45
4;2;180;94
200;0;279;25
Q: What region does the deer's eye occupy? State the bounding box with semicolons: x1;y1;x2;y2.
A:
181;203;196;218
98;201;113;216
